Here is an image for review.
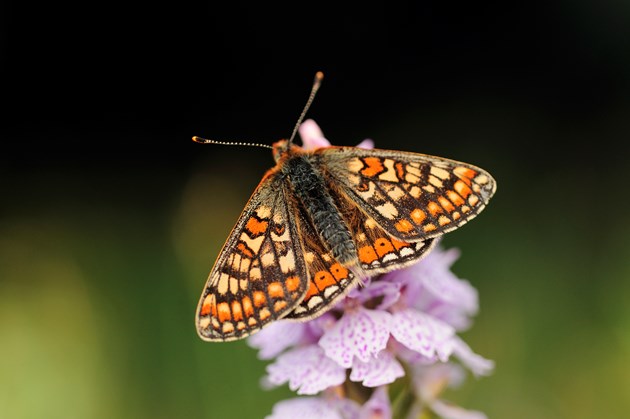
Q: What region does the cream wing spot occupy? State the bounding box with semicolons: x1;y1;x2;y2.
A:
217;273;229;294
239;258;251;273
261;252;275;267
475;174;489;184
430;166;450;179
250;267;262;280
375;202;399;219
304;252;316;263
409;186;422;198
230;253;242;270
406;165;421;176
429;175;444;188
278;249;296;273
240;233;265;253
378;159;399;182
229;277;239;294
405;173;420;183
256;206;272;219
387;185;406;200
308;296;324;309
347;157;364;172
400;247;414;257
293;305;306;315
324;285;339;298
383;253;399;262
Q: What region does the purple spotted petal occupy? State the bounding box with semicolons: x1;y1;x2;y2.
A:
299;119;330;150
452;337;495;377
247;321;307;360
350;280;402;310
385;246;479;331
304;312;336;341
266;397;343;419
349;350;404;387
319;307;392;368
266;345;346;395
391;309;455;362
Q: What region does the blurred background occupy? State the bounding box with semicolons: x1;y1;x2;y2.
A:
2;2;629;418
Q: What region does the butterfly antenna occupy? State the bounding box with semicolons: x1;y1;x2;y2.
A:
191;137;273;150
287;71;324;146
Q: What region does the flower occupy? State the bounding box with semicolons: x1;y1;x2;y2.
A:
248;120;492;418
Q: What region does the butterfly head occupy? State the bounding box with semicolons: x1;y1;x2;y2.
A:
272;139;303;162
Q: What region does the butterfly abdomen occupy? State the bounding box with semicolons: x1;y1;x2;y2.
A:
284;155;357;265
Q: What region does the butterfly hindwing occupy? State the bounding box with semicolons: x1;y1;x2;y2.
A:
318;147;497;242
196;173;309;341
329;183;438;274
284;202;357;320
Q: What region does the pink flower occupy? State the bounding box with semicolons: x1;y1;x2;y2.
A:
249;120;492;418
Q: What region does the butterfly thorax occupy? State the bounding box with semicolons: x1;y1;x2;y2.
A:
278;150;358;267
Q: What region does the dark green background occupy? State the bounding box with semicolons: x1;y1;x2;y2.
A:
2;2;629;418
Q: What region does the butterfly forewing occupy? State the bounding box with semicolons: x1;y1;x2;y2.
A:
196;173;309;341
318;147;497;242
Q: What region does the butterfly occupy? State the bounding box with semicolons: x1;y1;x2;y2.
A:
194;72;496;342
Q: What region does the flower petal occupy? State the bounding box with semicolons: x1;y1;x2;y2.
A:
431;399;488;419
349;350;404;387
361;387;392;419
266;345;346;395
247;320;307;360
266;397;343;419
412;363;466;401
391;309;455;362
299;119;330;150
355;139;374;149
452;337;494;377
319;307;392;368
348;279;401;310
385;246;479;330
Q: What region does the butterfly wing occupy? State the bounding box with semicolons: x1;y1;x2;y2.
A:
285;173;437;321
329;182;438;273
316;147;497;242
282;201;358;320
196;172;309;341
